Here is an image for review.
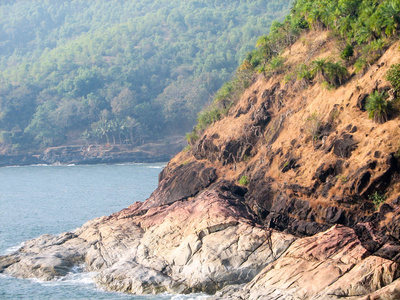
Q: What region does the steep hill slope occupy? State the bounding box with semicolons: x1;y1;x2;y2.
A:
175;30;400;237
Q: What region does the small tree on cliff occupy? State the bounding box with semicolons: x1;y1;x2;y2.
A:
366;91;393;123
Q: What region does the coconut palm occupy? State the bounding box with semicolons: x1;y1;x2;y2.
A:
366;91;393;123
380;1;400;36
325;61;349;86
311;59;328;82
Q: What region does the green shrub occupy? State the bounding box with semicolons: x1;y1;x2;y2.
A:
214;82;234;105
354;58;368;74
296;64;313;87
268;56;286;74
361;39;387;65
340;44;354;61
283;73;294;84
369;191;386;210
366;91;393;123
238;175;249;186
311;59;327;82
196;107;222;132
310;59;348;87
386;63;400;92
325;61;349;87
185;131;199;145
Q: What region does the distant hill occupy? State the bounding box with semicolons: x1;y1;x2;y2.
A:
0;0;291;151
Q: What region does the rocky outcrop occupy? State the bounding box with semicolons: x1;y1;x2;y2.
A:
141;161;217;210
0;180;295;294
210;225;400;300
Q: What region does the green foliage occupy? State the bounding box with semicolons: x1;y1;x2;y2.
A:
366;91;393;123
310;59;349;87
292;0;400;42
268;56;286;74
325;61;349;87
360;39;388;64
185;131;199;146
291;0;400;76
340;44;354;61
196;107;223;133
214;82;235;107
386;63;400;92
283;72;295;84
238;175;250;186
296;63;313;87
368;191;387;210
247;14;308;73
354;58;368;74
183;0;400;146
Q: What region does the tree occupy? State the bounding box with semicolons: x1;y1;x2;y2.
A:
111;88;137;117
340;44;354;61
366;91;393;123
386;63;400;92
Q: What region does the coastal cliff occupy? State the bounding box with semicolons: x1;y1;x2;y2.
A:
2;15;400;300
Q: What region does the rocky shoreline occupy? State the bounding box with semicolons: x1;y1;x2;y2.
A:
1;162;400;299
0;140;185;167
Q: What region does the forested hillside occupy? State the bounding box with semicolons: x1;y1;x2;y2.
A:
0;0;290;152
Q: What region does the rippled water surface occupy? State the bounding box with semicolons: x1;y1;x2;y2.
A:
0;163;206;300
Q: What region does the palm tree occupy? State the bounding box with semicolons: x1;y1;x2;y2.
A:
354;23;375;44
366;91;393;123
380;1;400;37
325;62;349;87
311;59;327;82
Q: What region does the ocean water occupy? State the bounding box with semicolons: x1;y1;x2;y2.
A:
0;163;206;300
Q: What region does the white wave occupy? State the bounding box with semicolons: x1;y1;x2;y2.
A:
171;294;209;300
39;266;96;287
4;242;25;254
0;273;10;279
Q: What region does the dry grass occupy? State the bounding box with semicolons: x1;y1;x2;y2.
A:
170;30;400;206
